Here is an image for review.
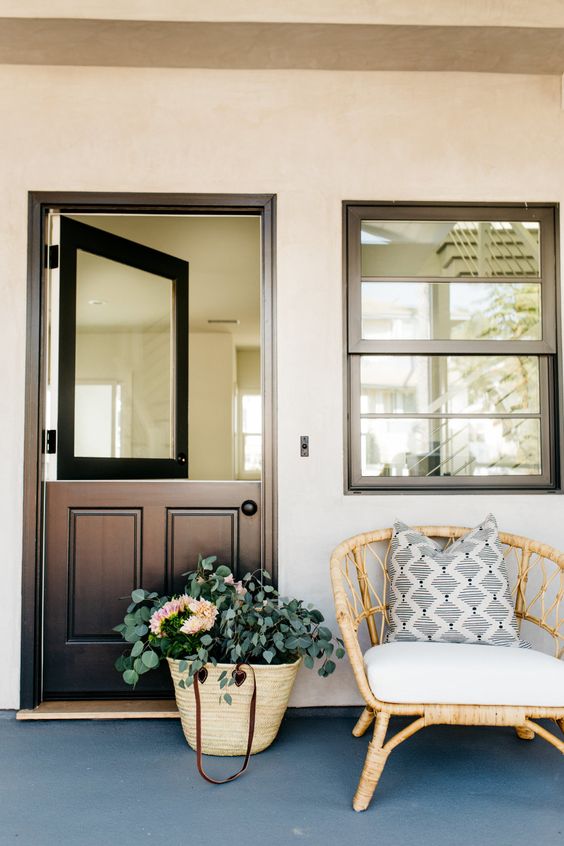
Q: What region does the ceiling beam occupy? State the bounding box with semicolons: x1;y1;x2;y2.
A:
1;19;564;74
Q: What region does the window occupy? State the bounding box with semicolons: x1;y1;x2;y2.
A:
236;392;262;479
345;204;560;491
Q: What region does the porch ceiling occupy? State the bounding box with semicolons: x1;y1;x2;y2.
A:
2;18;564;74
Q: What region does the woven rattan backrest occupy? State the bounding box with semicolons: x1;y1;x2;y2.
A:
330;526;564;659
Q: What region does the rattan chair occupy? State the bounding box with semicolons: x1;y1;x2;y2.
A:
330;526;564;811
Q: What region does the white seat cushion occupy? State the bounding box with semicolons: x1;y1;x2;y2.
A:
364;642;564;707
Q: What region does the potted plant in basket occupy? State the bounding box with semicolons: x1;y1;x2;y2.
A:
114;556;344;769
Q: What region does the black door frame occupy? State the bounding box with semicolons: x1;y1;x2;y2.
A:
21;192;277;709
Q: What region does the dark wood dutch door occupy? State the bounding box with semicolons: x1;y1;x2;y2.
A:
43;214;263;698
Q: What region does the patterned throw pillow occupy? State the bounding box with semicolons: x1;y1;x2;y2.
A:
385;515;526;648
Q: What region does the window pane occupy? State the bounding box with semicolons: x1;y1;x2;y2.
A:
360;418;541;478
360;356;540;415
361;220;540;278
75;250;173;459
243;434;262;473
75;383;120;457
361;281;541;341
242;394;262;434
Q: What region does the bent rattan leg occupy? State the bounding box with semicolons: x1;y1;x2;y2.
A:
353;707;375;737
515;725;535;740
558;719;564;735
522;719;564;753
353;712;390;812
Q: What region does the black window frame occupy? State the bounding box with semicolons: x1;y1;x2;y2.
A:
57;216;189;481
344;201;561;493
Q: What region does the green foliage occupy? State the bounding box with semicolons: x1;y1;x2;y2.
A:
114;554;344;703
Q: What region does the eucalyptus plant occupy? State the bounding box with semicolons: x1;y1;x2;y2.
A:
114;556;344;702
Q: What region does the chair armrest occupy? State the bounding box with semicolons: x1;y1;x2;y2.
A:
330;548;380;708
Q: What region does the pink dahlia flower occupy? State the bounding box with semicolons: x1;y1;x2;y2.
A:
149;594;192;637
224;573;246;596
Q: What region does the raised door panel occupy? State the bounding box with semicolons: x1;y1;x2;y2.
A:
167;508;239;594
43;484;169;697
68;509;142;640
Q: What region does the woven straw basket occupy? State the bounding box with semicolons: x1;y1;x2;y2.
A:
168;657;301;756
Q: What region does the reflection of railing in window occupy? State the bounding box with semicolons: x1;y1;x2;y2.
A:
445;222;538;278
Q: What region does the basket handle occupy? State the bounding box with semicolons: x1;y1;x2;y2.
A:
193;663;257;784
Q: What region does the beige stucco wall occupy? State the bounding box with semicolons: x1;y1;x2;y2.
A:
2;0;564;27
2;65;564;708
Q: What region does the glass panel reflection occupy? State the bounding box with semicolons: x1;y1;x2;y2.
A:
360;418;541;478
361;220;540;278
360;356;540;416
74;250;173;459
361;281;541;341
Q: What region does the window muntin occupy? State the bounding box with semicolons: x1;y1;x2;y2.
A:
347;205;558;491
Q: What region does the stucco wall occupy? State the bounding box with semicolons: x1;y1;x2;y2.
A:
1;66;564;708
3;0;564;27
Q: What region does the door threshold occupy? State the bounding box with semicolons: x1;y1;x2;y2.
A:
17;700;179;720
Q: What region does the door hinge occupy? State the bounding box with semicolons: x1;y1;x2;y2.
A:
44;244;59;270
44;429;57;454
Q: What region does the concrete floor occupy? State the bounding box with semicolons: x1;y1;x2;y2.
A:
0;711;562;846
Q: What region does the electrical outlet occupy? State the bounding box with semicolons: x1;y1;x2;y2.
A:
300;435;309;457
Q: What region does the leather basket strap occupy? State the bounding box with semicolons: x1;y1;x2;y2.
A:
193;663;257;784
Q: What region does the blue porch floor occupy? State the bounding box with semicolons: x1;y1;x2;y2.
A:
0;711;562;846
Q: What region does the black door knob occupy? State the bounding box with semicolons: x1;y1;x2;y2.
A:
241;499;258;516
177;452;187;465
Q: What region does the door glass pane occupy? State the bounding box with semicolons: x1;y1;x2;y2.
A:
74;250;173;459
361;220;541;278
360;356;540;415
360;418;541;478
71;214;262;480
361;281;541;340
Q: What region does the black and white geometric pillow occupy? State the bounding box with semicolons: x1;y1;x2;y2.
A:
385;514;527;648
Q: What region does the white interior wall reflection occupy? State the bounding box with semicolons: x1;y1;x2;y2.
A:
2;67;564;708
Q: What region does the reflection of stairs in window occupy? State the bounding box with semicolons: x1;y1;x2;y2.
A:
437;222;538;277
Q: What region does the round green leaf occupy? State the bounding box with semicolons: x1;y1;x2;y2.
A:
130;640;144;657
131;589;146;603
124;627;139;643
134;657;150;675
215;565;232;577
123;669;139;685
141;650;159;669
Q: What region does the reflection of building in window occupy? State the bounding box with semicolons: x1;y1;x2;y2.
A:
237;392;261;479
